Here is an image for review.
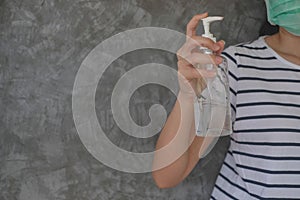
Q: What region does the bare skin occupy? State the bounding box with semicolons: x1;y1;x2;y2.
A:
265;27;300;65
151;13;225;189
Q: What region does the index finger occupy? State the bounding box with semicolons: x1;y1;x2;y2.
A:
186;12;208;38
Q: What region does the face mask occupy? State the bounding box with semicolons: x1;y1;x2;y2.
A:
265;0;300;36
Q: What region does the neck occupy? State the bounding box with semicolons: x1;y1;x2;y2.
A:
278;28;300;57
265;27;300;65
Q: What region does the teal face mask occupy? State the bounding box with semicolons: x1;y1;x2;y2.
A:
265;0;300;36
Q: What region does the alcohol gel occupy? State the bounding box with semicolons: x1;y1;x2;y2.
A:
194;16;232;137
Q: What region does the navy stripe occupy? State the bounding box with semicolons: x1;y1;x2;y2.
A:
238;77;300;83
228;70;238;81
230;137;300;147
210;195;217;200
232;150;300;161
235;114;300;122
237;45;267;50
238;89;300;96
235;53;276;60
219;160;300;200
238;64;300;72
213;39;300;200
215;184;239;200
237;102;300;109
223;160;239;175
222;52;237;64
229;87;237;96
234;128;300;133
217;165;300;200
219;173;260;200
243;178;300;188
236;164;300;175
230;103;236;113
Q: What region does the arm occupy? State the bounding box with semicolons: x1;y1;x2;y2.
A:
152;92;217;188
152;13;225;189
152;91;202;188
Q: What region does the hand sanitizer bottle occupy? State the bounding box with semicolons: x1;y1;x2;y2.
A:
195;16;232;137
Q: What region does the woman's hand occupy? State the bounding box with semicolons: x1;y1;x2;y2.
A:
176;12;225;97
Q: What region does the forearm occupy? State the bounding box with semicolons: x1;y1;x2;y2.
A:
152;91;196;188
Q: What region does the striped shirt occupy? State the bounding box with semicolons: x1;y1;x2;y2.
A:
197;36;300;199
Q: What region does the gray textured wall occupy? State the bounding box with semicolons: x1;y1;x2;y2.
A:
0;0;266;199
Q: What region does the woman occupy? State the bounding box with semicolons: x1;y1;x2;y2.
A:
152;1;300;199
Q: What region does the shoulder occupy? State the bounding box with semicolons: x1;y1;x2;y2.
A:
223;36;267;55
222;36;272;64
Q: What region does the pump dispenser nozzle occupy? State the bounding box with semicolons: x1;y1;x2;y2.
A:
201;16;224;42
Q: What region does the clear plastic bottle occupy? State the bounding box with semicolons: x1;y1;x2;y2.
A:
195;16;232;137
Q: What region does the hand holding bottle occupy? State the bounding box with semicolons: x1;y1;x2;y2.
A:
176;12;225;97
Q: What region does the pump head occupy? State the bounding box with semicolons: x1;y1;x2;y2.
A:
202;16;224;42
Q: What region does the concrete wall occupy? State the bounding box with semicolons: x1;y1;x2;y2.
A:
0;0;266;199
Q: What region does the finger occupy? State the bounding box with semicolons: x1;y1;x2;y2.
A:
215;40;226;55
184;36;221;54
178;67;201;80
194;68;216;78
178;61;217;79
180;67;216;80
184;52;223;66
178;60;200;80
176;45;189;61
177;58;193;67
177;37;212;60
186;13;208;38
